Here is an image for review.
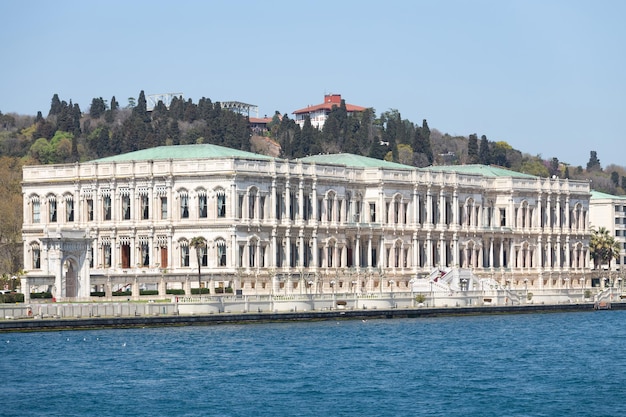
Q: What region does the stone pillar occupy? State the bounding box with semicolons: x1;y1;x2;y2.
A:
312;232;318;268
426;188;433;225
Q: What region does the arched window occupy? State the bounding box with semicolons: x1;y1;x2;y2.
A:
31;196;40;224
216;188;226;218
48;195;57;223
64;194;74;222
197;189;207;218
179;190;189;219
31;242;41;269
180;240;189;267
216;239;227;267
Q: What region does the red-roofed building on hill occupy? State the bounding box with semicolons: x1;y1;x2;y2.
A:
249;116;274;135
293;94;367;129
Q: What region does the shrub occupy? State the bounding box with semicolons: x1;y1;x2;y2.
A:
30;292;52;299
0;293;25;303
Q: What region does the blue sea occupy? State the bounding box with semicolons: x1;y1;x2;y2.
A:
2;310;625;417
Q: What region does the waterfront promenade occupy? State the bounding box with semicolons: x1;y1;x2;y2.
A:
1;291;622;332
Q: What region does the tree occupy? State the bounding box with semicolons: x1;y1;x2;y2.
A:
0;157;23;276
590;227;621;270
491;141;512;167
413;119;433;165
89;97;106;119
549;157;560;178
48;94;62;117
611;171;620;188
478;135;490;165
587;151;601;172
190;236;207;295
467;134;479;164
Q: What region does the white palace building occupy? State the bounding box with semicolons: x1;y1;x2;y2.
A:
21;144;592;302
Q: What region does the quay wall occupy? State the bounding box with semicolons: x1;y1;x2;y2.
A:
0;302;622;333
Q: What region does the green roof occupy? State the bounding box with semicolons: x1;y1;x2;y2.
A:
421;164;537;179
91;144;276;163
299;153;414;169
590;190;626;200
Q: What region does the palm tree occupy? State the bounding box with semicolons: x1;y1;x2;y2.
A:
590;227;621;270
190;236;207;296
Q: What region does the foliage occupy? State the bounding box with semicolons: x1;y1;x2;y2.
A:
0;157;23;275
520;157;549;177
590;226;621;269
467;134;479;164
190;236;208;293
478;135;490;165
587;150;601;172
30;292;52;299
0;292;24;303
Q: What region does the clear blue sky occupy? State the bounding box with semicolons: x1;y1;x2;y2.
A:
1;0;624;168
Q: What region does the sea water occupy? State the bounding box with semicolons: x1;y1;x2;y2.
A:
1;311;625;417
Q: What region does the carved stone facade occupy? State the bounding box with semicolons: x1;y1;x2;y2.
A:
21;145;592;301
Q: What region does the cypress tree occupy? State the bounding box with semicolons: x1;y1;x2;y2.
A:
89;97;106;118
479;135;490;165
586;151;601;172
49;94;62;117
413;119;433;165
468;134;479;164
611;171;620;187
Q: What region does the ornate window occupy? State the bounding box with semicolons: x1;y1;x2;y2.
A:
217;239;227;267
180;191;189;219
31;196;40;224
31;243;41;269
180;240;189;267
198;191;207;218
216;189;226;218
121;194;131;220
48;196;57;223
103;191;112;221
161;197;167;219
141;194;149;220
87;199;94;221
65;195;74;222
